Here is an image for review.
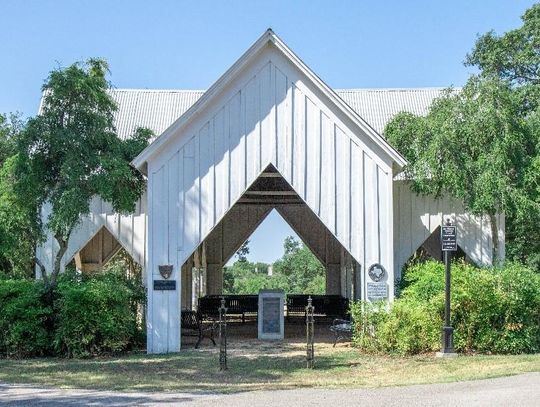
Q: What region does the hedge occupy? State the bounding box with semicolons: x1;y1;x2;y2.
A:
0;279;52;357
0;270;145;358
351;261;540;355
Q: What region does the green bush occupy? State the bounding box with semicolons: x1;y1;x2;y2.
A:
0;269;145;359
53;270;145;358
352;261;540;355
0;279;52;357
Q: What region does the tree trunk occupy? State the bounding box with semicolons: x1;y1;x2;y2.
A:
489;213;499;265
51;234;68;287
34;256;48;285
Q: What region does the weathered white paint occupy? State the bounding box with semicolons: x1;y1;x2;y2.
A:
393;180;505;280
36;195;146;279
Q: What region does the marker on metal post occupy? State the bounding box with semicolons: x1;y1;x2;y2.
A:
219;296;228;370
437;218;458;358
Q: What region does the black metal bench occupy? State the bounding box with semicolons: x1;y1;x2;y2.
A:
329;318;353;347
198;295;258;323
181;310;216;348
286;295;349;320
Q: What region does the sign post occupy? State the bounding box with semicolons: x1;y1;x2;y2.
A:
437;219;458;358
306;296;315;369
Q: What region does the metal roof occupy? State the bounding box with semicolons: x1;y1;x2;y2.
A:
107;87;445;141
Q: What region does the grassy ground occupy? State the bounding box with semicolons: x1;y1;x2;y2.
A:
0;341;538;393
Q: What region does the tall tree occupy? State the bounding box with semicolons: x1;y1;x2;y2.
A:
386;2;540;266
464;2;540;267
15;59;151;287
0;114;21;166
273;236;325;293
0;114;40;277
466;3;540;87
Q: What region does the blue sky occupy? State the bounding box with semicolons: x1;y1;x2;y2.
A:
1;0;535;264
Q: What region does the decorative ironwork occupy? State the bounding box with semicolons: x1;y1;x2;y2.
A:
306;295;315;369
218;296;228;371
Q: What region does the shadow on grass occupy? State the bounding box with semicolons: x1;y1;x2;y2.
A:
0;346;365;393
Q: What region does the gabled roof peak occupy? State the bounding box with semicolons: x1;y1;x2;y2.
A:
132;30;407;171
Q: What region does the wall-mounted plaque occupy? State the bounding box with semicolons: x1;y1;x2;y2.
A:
367;282;388;301
153;280;176;291
368;263;386;282
158;264;174;279
258;289;284;340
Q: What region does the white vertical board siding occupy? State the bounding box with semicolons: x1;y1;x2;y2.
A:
393;180;505;279
146;58;394;277
144;53;396;352
228;92;245;203
199;123;214;238
260;62;275;166
36;195;147;279
305;97;321;214
319;113;335;232
292;84;306;199
275;67;292;180
183;137;200;253
214;108;229;222
244;76;261;184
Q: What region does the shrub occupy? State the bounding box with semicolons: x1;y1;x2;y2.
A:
352;261;540;355
53;270;145;358
0;279;52;357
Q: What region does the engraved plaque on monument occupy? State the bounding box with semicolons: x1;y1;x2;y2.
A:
367;282;388;301
258;289;284;340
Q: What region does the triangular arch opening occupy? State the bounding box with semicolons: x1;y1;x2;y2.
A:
66;226;141;274
178;164;359;310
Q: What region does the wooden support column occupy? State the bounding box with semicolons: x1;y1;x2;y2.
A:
181;257;193;310
206;263;223;295
325;230;342;295
205;222;225;296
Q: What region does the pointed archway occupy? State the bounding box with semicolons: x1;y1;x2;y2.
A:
66;225;141;273
141;30;400;353
178;164;359;312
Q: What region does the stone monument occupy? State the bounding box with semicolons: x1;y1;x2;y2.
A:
258;289;284;340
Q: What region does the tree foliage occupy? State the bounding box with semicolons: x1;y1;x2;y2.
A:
352;261;540;355
13;59;151;285
386;3;540;266
224;236;325;294
235;240;250;263
0;115;39;278
273;236;325;294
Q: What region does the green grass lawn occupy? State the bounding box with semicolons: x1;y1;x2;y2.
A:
0;342;538;393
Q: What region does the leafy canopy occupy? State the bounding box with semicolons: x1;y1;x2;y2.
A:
224;236;325;295
14;58;150;282
386;3;540;265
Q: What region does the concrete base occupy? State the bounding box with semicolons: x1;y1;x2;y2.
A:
436;351;459;358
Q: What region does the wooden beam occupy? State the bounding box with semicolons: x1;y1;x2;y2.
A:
244;191;296;196
259;172;282;178
236;200;304;205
